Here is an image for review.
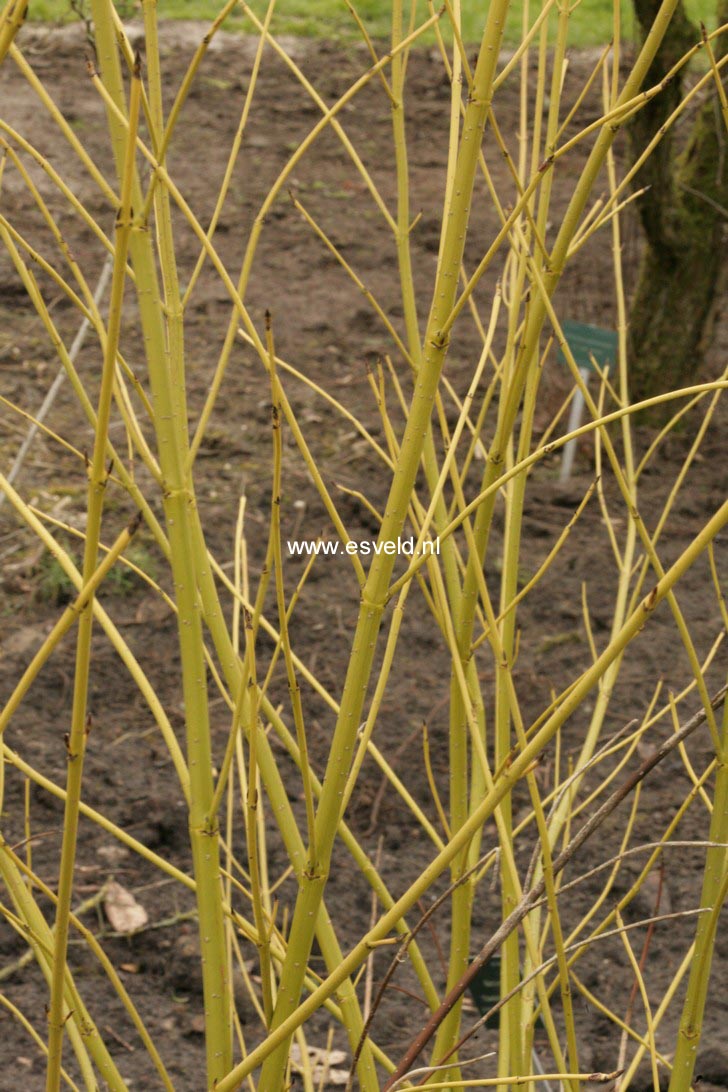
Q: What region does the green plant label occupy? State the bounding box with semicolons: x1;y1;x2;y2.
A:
557;320;618;372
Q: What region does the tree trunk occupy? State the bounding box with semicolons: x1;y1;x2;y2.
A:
628;0;728;407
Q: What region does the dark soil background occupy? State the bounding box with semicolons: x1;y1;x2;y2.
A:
1;20;727;1091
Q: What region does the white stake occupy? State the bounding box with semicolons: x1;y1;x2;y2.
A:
559;367;591;483
0;252;114;507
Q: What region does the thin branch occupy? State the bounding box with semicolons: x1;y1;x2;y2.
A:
383;686;727;1089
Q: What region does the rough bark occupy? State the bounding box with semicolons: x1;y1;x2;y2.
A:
628;0;728;407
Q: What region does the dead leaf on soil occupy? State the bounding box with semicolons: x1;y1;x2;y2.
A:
97;843;130;865
289;1043;350;1086
104;881;148;934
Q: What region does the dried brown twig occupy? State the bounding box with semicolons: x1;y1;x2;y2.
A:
383;685;727;1090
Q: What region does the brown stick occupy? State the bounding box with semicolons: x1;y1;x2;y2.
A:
382;685;727;1090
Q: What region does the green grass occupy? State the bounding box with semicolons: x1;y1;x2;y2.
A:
34;541;158;603
30;0;719;48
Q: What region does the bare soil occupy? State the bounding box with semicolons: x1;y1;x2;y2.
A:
1;20;727;1091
